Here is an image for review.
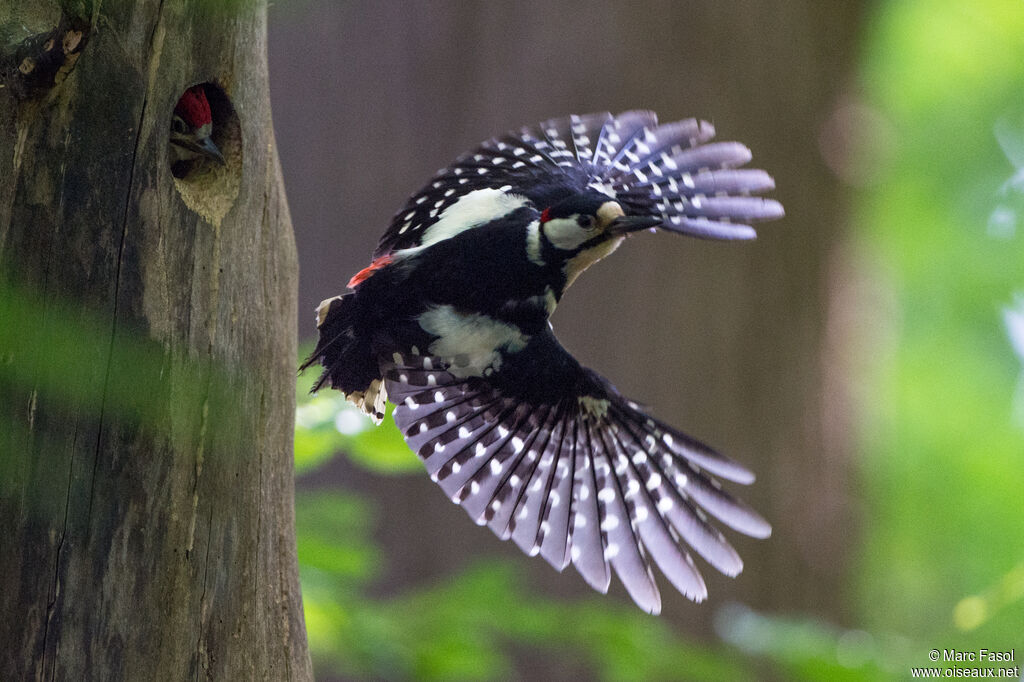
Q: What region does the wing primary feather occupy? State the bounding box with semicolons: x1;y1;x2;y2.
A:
663;216;759;240
588;419;661;614
516;407;572;557
603;420;710;600
608;409;745;579
612;118;715;176
508;404;566;549
570;416;612;593
648;168;776;196
672;460;772;539
457;402;547;521
663;142;754;173
659;196;785;222
617;406;757;485
538;414;578;571
488;403;560;539
607;404;769;541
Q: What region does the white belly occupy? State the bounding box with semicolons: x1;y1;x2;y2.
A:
417;304;530;378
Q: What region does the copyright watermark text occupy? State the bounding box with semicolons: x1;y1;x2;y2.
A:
910;648;1018;678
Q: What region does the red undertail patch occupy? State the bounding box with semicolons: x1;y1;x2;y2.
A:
347;254;393;289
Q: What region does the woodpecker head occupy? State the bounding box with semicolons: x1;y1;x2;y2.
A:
537;189;662;288
170;86;225;166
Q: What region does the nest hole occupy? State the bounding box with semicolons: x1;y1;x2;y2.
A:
169;81;242;225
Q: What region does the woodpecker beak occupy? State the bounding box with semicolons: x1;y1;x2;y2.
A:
596;201;662;236
195;136;226;165
172;133;227;166
606;215;664;235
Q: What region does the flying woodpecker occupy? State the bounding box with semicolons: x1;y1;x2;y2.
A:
169;85;225;170
303;111;784;614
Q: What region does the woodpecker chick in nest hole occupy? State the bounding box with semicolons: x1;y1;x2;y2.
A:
170;85;225;176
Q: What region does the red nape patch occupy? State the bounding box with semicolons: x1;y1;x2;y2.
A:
347;255;393;288
540;207;551;223
175;86;212;128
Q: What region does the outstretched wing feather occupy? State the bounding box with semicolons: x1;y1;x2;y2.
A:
380;328;770;611
371;110;781;257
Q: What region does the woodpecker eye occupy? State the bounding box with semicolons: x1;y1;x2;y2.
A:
576;215;594;228
171;115;190;135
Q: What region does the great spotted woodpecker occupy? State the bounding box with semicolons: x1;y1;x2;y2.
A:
302;111;783;613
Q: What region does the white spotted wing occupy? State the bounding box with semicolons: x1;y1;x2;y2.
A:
372;111;784;258
380;345;771;614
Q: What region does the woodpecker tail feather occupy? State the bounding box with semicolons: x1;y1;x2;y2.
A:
301;294;386;422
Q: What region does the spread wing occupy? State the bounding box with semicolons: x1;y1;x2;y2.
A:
373;111;783;258
380;329;770;614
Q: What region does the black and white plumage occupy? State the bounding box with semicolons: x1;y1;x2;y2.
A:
303;111;783;613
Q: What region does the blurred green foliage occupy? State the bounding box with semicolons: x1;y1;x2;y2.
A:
298;516;749;679
855;0;1024;653
295;368;419;475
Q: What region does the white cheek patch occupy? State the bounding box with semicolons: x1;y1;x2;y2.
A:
418;305;530;378
412;188;528;250
543;217;596;251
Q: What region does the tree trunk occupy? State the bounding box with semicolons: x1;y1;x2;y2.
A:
0;1;312;679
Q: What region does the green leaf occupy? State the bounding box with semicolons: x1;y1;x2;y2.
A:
296;347;421;474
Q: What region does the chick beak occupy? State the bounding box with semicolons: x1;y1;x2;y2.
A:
607;215;664;235
196;135;226;165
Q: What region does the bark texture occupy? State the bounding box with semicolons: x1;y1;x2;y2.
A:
0;1;312;679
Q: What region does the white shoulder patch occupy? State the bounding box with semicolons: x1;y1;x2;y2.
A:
525;219;544;265
407;188;528;252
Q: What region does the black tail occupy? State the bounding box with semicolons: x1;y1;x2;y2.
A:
300;294;386;421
